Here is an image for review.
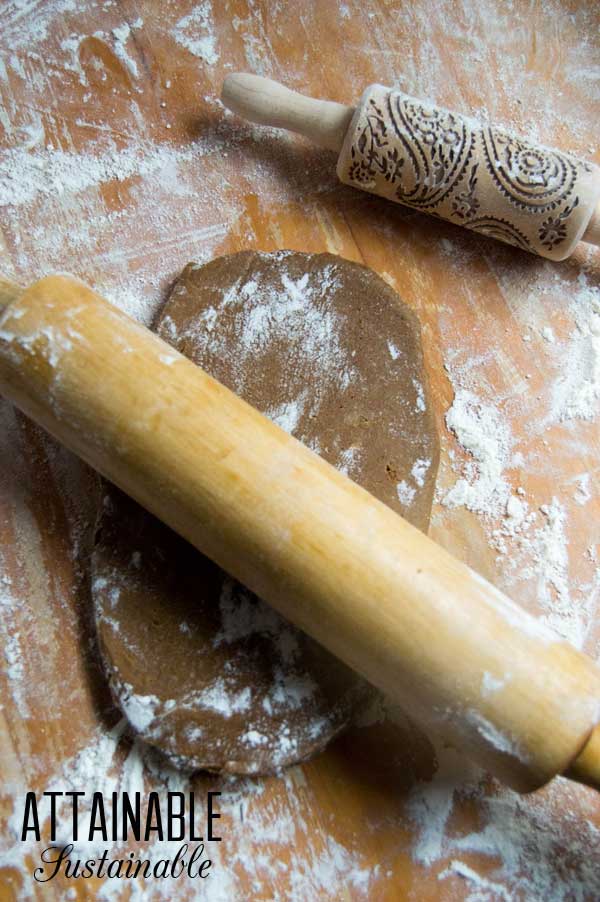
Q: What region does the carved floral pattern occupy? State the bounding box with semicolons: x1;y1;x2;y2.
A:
538;199;579;250
348;100;403;187
451;165;480;220
341;87;599;259
387;94;474;208
481;129;578;211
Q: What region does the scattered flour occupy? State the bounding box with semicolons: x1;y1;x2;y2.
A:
542;325;556;343
396;480;416;506
119;688;161;732
172;2;219;65
184;259;356;393
443;389;512;516
465;710;523;761
387;340;400;360
196;679;253;717
413;378;426;412
438;860;513;901
574;473;592;506
110;22;141;80
481;670;507;697
0;139;206;208
547;275;600;424
411;457;431;487
1;0;78;51
337;445;360;476
442;350;598;651
267;396;306;434
405;730;600;901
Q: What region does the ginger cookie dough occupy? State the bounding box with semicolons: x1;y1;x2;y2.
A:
92;251;439;774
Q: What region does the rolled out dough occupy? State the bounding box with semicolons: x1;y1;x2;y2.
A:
92;251;439;774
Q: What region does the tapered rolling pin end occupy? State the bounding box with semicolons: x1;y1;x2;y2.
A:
221;72;354;152
0;278;23;312
221;73;283;128
566;724;600;791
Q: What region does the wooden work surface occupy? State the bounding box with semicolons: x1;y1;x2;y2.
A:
1;1;599;899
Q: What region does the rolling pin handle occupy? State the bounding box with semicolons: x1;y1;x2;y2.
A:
0;278;23;312
566;723;600;790
221;72;354;153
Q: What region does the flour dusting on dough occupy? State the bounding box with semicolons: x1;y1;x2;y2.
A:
186;261;357;393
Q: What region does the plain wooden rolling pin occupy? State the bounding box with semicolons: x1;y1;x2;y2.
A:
222;73;600;261
1;274;600;794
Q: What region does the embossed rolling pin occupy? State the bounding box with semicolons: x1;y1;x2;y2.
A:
222;73;600;260
1;274;600;793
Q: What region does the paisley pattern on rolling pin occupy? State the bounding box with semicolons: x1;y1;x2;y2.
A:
337;84;600;260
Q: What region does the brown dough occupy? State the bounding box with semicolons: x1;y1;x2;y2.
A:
92;251;439;774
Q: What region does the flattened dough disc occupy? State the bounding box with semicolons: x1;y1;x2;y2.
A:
92;251;439;774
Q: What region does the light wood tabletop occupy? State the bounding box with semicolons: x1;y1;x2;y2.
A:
1;1;599;899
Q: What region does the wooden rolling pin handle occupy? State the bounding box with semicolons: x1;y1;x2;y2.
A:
222;74;600;260
2;274;600;793
567;724;600;789
221;72;354;152
0;278;23;311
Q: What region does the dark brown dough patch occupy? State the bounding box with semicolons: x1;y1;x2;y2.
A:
92;251;439;774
